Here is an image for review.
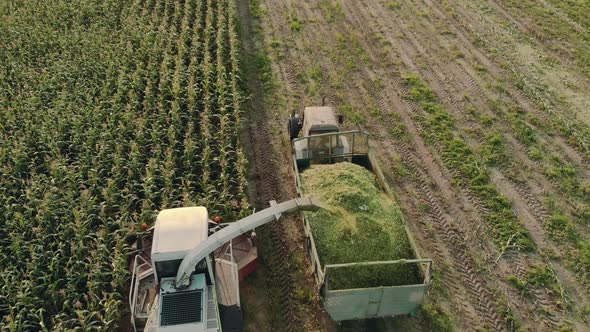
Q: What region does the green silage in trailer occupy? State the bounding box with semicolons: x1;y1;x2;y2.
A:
302;162;419;290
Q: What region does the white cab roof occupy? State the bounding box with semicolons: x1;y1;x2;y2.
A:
303;106;338;127
151;207;209;262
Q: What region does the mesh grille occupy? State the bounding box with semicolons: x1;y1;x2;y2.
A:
161;290;202;326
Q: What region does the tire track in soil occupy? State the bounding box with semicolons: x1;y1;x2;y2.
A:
257;1;479;329
335;1;507;329
498;113;590;325
489;171;573;329
383;0;540;156
471;0;590;96
236;1;317;331
340;0;577;329
259;14;300;113
338;1;489;326
271;3;428;331
242;2;398;330
487;0;588;53
263;0;312;114
290;9;434;332
298;13;450;313
437;14;590;227
346;25;497;332
501;172;590;306
290;4;349;113
535;0;588;35
418;0;590;173
294;8;456;330
355;66;470;314
444;0;590;167
388;142;483;330
374;82;505;332
243;0;585;329
345;1;585;327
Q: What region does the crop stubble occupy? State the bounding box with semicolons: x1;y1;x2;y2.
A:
248;0;590;330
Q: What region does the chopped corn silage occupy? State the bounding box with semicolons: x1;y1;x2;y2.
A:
302;162;419;289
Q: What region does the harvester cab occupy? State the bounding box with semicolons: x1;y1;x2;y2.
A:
128;198;323;332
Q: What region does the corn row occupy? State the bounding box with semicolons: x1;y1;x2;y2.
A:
0;0;249;329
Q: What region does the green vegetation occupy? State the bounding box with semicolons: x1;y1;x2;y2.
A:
318;0;344;23
527;265;562;293
0;0;249;329
301;162;418;289
466;1;590;164
340;102;366;125
545;212;590;279
478;82;590;284
242;0;279;99
545;0;590;31
494;292;523;331
386;1;402;11
507;264;568;309
499;0;590;75
289;13;303;32
506;275;528;294
421;303;454;332
481;133;508;166
402;73;533;250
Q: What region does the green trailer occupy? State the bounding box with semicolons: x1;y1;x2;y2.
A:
289;107;432;321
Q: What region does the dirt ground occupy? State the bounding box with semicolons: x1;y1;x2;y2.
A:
237;0;590;331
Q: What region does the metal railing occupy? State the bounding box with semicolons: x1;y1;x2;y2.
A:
324;258;433;289
302;216;325;286
293;130;370;161
322;259;433;320
129;254;151;332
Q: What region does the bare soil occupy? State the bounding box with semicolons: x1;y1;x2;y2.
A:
237;0;590;331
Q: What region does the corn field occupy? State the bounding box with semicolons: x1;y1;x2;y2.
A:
0;0;249;329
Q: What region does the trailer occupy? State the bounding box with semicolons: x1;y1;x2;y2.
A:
290;106;432;321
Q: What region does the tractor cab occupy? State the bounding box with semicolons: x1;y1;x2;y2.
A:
289;106;368;167
289;106;341;140
301;106;341;136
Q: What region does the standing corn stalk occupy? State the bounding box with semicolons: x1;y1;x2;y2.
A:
0;0;249;329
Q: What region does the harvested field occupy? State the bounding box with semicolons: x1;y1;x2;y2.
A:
238;0;590;330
